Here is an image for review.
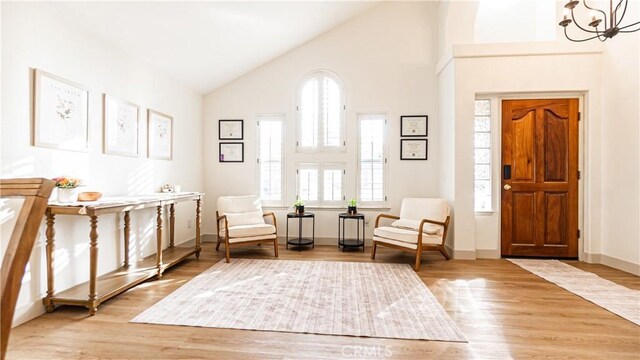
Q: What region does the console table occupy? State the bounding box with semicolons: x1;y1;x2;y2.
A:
42;192;203;315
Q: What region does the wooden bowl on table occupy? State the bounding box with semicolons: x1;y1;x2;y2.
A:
77;192;102;202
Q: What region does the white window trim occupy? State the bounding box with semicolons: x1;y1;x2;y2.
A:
256;113;286;207
296;162;346;207
295;70;346;153
357;112;388;207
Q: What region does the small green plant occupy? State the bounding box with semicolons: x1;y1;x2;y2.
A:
294;198;304;207
348;198;357;207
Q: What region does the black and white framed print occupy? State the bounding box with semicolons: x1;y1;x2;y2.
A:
401;139;427;160
400;115;428;137
218;119;243;140
219;142;244;162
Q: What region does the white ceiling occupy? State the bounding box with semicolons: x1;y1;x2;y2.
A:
48;1;379;94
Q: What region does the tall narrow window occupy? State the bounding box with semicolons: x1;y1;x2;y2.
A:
297;71;345;151
257;114;285;206
474;100;492;212
358;114;387;204
297;163;345;206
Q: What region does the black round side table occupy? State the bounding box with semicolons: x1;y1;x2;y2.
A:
338;212;365;252
286;212;315;251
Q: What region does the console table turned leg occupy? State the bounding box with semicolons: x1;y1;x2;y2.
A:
195;198;202;259
156;205;164;278
124;211;130;267
88;216;99;316
43;210;55;313
169;204;175;248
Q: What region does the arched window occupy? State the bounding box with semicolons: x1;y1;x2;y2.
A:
297;70;345;151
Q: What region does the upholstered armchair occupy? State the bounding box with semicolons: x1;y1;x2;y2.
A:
216;195;278;262
371;198;451;271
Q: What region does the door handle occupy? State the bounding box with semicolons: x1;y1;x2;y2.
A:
504;184;512;190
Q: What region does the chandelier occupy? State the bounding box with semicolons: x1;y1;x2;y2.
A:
559;0;640;42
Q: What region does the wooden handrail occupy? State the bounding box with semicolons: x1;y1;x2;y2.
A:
1;178;55;360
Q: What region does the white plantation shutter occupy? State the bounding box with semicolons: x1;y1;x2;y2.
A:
297;71;345;151
297;163;345;206
257;114;284;206
297;164;319;204
323;164;345;205
359;114;387;204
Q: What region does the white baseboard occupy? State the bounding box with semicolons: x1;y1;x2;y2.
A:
12;300;46;327
584;252;640;276
476;249;501;259
448;245;476;260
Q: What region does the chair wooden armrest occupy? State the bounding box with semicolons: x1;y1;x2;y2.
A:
418;216;451;247
216;213;228;237
262;212;277;230
375;213;400;228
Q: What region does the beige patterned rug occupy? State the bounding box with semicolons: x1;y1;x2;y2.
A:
508;259;640;325
131;259;466;342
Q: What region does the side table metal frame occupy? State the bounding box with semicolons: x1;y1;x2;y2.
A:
286;213;315;251
338;213;365;252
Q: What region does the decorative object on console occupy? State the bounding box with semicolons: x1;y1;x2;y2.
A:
294;198;305;214
219;142;244;162
52;176;81;203
218;119;244;140
347;198;357;214
400;139;428;160
103;94;139;157
161;184;174;193
33;69;89;152
77;192;102;202
559;0;640;42
148;109;173;160
400;115;428;137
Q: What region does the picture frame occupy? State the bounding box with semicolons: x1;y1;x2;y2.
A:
400;115;428;137
219;142;244;162
103;94;140;157
147;109;173;160
218;119;244;140
32;69;90;152
401;139;428;160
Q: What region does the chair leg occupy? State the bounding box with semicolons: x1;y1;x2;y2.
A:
371;241;377;259
439;245;451;260
216;237;222;251
273;239;279;258
225;243;231;263
414;250;422;271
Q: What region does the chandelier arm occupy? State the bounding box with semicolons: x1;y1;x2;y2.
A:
563;27;603;42
583;0;610;29
571;9;600;33
618;20;640;32
615;0;629;27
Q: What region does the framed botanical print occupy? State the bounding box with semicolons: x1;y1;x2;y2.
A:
218;119;243;140
219;142;244;162
401;139;428;160
32;69;90;151
103;94;139;157
147;109;173;160
400;115;428;137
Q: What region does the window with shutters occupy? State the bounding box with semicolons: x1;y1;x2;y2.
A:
296;163;345;207
358;114;387;206
297;70;345;152
474;99;492;212
257;114;285;206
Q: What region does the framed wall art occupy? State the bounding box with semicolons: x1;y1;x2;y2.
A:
219;142;244;162
400;115;428;137
218;119;243;140
32;69;90;151
103;94;140;157
147;109;173;160
401;139;428;160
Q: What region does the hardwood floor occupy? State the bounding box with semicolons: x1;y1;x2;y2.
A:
6;242;640;359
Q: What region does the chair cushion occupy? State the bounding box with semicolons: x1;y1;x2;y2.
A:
372;236;418;250
391;219;443;235
373;226;442;245
399;198;449;223
225;211;264;227
217;195;265;227
221;224;276;238
228;234;277;243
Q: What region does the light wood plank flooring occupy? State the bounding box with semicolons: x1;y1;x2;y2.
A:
6;242;640;359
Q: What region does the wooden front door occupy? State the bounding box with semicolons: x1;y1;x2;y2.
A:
501;99;579;258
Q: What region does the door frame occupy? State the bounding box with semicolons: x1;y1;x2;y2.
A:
478;91;587;260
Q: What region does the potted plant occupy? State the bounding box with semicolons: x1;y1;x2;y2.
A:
347;198;357;215
52;176;81;203
294;198;305;214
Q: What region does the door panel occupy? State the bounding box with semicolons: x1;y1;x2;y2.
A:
501;99;579;258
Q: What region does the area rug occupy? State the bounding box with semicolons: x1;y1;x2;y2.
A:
508;259;640;325
131;259;466;342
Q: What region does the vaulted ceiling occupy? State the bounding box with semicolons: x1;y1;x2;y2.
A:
48;1;379;94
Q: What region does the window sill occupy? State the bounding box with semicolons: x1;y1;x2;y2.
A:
263;205;391;211
474;211;495;216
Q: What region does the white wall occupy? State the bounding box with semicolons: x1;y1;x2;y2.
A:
1;2;204;325
203;2;440;240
